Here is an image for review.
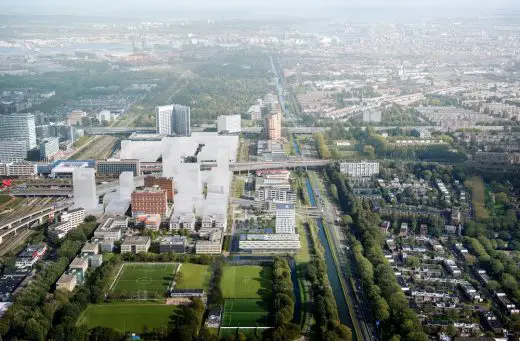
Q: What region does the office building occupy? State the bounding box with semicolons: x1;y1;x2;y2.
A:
254;187;296;207
159;236;187;253
0;140;27;162
155;104;191;136
39;137;59;160
73;168;98;211
144;175;175;201
266;112;282;140
340;162;380;177
60;208;86;229
217;114;241;134
131;187;168;218
172;104;191;136
275;203;296;234
47;221;73;242
52;161;90;178
121;236;151;253
239;233;301;253
96;159;141;177
0;113;36;150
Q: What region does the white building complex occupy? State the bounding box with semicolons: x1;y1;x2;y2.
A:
239;234;301;253
39;137;59;160
217;114;241;134
73;168;98;212
0;140;27;162
0;113;36;150
155;104;191;136
340;162;380;177
47;208;86;241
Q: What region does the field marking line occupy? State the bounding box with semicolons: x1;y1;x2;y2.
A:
109;263;126;290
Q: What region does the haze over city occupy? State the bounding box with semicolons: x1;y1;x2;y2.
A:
0;1;519;341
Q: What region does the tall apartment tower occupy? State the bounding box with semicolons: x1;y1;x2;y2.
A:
0;113;37;150
155;104;191;136
266;112;282;140
73;168;97;211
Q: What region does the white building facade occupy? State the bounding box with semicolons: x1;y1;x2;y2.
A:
0;113;36;150
340;162;380;177
217;114;241;134
275;203;296;234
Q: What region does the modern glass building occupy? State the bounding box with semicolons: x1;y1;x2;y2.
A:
155;104;191;136
0;113;36;150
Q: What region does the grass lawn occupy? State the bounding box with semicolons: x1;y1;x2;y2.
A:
221;265;272;299
175;263;211;290
219;327;268;339
295;218;310;263
222;299;272;327
78;303;178;333
111;263;177;297
0;195;12;204
465;176;489;221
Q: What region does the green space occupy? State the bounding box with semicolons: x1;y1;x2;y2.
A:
175;263;211;290
221;265;272;299
78;303;178;333
0;195;12;204
295;218;311;263
111;263;177;297
219;327;267;339
222;299;272;327
465;176;489;221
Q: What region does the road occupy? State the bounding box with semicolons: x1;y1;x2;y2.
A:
309;172;376;341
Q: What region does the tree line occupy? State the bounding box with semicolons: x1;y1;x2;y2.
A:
327;167;429;341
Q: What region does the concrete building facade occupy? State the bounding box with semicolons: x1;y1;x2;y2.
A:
0;113;36;150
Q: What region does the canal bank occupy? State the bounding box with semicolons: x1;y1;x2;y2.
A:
305;178;353;329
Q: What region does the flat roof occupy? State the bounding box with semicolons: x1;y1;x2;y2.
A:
122;236;151;245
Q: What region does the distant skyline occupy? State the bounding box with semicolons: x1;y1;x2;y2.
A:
1;0;519;15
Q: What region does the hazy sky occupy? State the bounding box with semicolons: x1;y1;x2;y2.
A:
1;0;518;16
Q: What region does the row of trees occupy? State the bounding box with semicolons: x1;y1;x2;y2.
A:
0;219;98;340
465;236;520;303
314;132;331;159
121;251;215;265
327;167;429;341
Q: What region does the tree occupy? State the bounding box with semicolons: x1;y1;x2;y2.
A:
84;215;96;223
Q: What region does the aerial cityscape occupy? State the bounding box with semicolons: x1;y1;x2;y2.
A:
0;1;520;341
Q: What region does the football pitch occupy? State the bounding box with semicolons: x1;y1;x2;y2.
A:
175;263;211;290
221;265;272;299
222;299;272;327
110;263;177;297
78;303;179;333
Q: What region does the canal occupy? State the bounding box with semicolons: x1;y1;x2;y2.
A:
305;177;353;328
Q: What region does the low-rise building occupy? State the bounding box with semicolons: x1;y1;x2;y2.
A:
168;289;206;305
0;269;31;302
121;236;151;254
170;213;196;231
81;243;99;257
47;221;73;242
206;307;223;328
196;230;222;254
340;161;380;177
15;244;47;268
93;216;126;240
159;236;187;253
56;273;77;292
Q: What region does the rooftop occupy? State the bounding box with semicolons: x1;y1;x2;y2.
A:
122;236;151;246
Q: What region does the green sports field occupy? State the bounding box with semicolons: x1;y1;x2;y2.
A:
221;265;272;299
110;263;177;297
78;303;178;333
175;263;211;290
221;298;272;327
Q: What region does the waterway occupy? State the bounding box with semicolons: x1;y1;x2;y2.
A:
305;177;353;328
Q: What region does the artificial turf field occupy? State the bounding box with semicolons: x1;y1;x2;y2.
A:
221;265;272;299
221;298;272;327
78;303;178;333
110;263;177;297
175;263;211;290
